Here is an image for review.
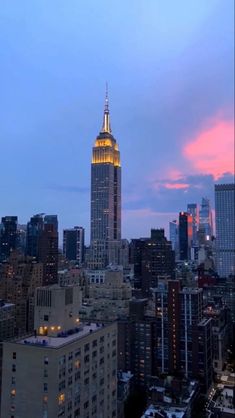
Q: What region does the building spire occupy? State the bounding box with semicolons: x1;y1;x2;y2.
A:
101;83;111;133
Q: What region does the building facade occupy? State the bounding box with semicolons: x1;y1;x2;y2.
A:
63;227;85;265
0;216;18;261
215;184;235;278
89;90;121;269
1;285;117;418
179;212;193;261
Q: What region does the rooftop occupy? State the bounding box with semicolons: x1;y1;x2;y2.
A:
16;323;105;348
141;405;186;418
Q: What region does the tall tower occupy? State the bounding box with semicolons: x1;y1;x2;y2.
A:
215;184;235;278
90;88;121;268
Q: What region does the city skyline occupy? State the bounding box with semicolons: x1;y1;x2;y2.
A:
0;0;234;240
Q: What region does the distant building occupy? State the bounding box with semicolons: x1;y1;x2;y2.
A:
169;219;179;255
179;212;193;261
215;184;235;278
89;89;121;268
0;285;117;418
63;227;85;265
38;215;58;285
130;229;175;295
26;214;44;258
26;214;59;285
187;203;199;246
0;216;18;261
199;197;213;241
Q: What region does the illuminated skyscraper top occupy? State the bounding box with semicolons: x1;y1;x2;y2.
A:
90;88;121;269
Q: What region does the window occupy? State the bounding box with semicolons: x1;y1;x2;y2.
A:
44;357;49;365
12;352;16;360
44;315;49;321
43;383;48;393
44;369;48;378
12;364;16;372
11;377;16;385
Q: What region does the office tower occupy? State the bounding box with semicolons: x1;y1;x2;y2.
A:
118;299;157;388
1;285;117;418
0;216;18;261
0;252;43;336
179;212;193;261
199;197;213;240
187;204;199;246
38;215;58;285
169;220;179;254
129;230;175;295
26;214;44;258
90;89;121;269
141;229;175;295
154;281;213;391
63;226;85;264
16;224;27;254
215;184;235;278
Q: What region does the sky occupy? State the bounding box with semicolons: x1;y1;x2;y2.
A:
0;0;234;242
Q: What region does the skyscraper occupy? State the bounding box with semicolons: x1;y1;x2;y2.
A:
0;216;18;261
89;89;121;268
63;226;85;264
215;184;235;278
187;203;199;246
199;197;213;241
179;212;193;261
169;220;179;255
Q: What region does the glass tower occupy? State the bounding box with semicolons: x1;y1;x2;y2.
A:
90;89;121;268
215;184;235;278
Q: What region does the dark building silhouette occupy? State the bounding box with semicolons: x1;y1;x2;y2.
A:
0;216;18;261
63;227;85;264
26;214;44;258
38;215;58;285
130;229;175;295
179;212;193;260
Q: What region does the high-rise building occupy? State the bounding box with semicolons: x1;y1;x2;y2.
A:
199;197;213;241
0;216;18;261
26;214;44;258
187;204;199;246
0;252;43;336
0;285;117;418
154;281;213;391
179;212;193;261
215;184;235;278
89;89;121;269
169;220;179;255
130;230;175;295
38;215;58;285
63;226;85;264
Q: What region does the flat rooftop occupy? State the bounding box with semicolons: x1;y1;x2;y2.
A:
16;323;106;348
141;405;186;418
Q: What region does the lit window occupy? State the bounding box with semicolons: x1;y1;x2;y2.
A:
58;393;65;405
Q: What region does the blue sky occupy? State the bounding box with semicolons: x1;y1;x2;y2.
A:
0;0;234;242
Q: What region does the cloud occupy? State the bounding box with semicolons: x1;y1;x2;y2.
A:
183;118;234;179
164;182;189;190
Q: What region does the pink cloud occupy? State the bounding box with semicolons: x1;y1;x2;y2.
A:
164;182;189;189
183;119;234;179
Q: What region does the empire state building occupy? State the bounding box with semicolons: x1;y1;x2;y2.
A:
89;90;121;269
